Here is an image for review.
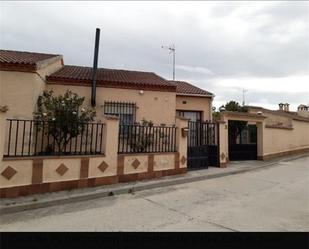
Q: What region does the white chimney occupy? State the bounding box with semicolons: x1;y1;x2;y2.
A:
297;104;309;117
283;103;289;112
278;103;284;111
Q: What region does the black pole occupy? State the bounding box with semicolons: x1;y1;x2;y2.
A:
91;28;100;107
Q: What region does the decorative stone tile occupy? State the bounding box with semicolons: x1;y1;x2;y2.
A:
1;166;17;180
131;158;141;169
56;163;68;176
220;153;226;160
98;161;109;173
180;156;187;165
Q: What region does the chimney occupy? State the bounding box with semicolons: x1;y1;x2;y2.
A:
91;28;101;107
297;104;309;117
278;103;284;111
283;103;289;112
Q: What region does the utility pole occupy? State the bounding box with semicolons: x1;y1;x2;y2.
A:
162;44;176;80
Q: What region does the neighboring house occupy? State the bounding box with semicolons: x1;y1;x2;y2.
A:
247;103;309;129
0;50;214;126
0;50;63;118
171;80;214;122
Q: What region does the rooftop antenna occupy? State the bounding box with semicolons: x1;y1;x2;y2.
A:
242;89;248;106
161;44;175;80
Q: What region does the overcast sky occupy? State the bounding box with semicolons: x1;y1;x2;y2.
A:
1;1;308;111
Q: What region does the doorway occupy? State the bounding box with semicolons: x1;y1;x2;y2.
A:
228;120;257;160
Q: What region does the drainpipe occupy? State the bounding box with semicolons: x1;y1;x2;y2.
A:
91;28;101;107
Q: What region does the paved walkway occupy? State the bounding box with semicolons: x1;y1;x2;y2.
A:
0;155;308;231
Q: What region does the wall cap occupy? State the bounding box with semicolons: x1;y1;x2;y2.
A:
220;111;267;120
216;120;226;124
2;154;106;161
265;124;293;130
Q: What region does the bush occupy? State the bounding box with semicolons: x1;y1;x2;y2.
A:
33;90;96;154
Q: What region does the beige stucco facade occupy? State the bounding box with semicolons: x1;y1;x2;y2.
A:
1;61;214;126
218;111;309;166
176;95;213;121
263;119;309;157
47;84;177;125
0;59;63;119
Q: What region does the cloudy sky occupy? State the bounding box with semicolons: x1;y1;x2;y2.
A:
1;1;308;111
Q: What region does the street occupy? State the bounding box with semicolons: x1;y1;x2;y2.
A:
1;156;308;231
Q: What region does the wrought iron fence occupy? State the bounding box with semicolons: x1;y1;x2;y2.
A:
4;119;105;157
118;124;177;154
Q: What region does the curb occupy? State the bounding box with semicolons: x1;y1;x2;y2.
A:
1;154;308;215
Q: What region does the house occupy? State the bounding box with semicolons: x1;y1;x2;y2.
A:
0;49;219;198
1;49;308;198
172;80;214;122
0;50;63;118
0;50;214;126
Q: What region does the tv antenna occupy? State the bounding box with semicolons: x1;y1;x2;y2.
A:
161;44;176;80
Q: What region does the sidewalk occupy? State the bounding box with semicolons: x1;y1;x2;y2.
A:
1;153;308;214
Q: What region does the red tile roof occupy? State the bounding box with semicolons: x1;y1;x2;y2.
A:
0;50;62;72
170;80;213;97
46;65;177;92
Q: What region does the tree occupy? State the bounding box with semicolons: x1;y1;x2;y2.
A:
33;90;96;154
220;100;248;144
222;100;248;112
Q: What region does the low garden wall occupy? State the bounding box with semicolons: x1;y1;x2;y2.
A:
261;119;309;160
0;112;188;198
218;111;309;164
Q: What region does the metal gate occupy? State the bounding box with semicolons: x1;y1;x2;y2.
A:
228;122;257;160
187;121;220;170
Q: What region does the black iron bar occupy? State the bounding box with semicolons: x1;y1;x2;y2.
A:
85;123;89;154
14;120;19;156
28;120;33;156
47;122;50;155
41;121;45;155
90;123;94;153
7;120;12;156
99;124;103;153
80;124;84;155
21;120;26;156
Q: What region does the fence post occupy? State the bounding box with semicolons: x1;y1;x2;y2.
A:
102;115;119;163
0;106;8;167
175;116;189;168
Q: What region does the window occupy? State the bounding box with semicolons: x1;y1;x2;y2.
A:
176;111;202;122
103;101;137;125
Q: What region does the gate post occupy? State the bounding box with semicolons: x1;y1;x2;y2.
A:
101;115;119;167
218;120;228;167
0;106;8;168
175;116;189;168
256;121;264;160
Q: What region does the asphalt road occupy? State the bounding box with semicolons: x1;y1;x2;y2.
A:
1;156;308;231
